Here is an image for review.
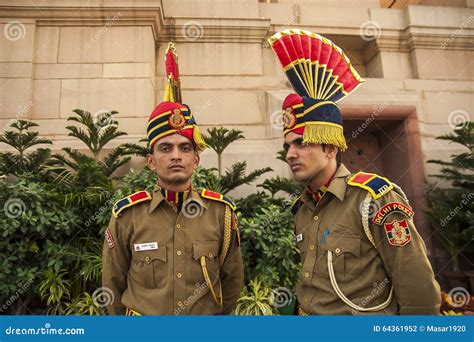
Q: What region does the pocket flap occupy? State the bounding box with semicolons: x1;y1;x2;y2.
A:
136;245;167;263
192;241;220;260
322;234;360;257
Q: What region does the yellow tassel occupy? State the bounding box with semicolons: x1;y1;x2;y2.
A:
303;123;347;151
192;125;207;153
163;77;175;102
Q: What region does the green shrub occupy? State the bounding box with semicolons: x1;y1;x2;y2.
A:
239;204;301;289
0;177;81;314
426;122;474;272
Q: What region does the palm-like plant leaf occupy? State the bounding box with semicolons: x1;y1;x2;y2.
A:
257;176;300;197
0;120;52;176
220;161;273;194
204;127;244;155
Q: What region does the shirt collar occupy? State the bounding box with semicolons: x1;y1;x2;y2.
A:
148;184;208;213
325;163;351;201
301;164;351;205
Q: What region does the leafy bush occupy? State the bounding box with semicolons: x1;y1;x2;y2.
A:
0;177;81;314
426;122;474;272
239;204;301;289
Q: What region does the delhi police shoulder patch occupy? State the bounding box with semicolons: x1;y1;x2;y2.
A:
200;189;236;211
347;171;394;199
384;218;412;247
112;191;152;218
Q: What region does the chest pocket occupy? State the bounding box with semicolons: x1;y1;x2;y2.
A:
192;241;222;305
192;242;220;280
315;234;361;281
133;246;168;289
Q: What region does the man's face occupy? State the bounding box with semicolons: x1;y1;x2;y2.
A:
283;131;335;183
147;134;199;188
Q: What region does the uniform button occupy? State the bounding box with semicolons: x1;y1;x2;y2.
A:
309;245;315;250
303;297;309;303
304;272;310;278
335;248;341;254
176;250;182;256
177;272;182;279
176;224;181;229
208;252;213;258
145;256;150;263
313;215;319;221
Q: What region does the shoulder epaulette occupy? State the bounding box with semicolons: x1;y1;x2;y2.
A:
201;189;236;211
112;191;152;218
347;172;393;199
291;194;303;215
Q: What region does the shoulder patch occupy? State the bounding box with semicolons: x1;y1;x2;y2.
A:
112;191;152;218
372;202;414;225
347;172;393;199
291;194;303;215
201;189;236;211
384;218;411;247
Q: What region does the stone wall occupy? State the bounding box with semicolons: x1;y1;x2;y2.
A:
0;0;472;200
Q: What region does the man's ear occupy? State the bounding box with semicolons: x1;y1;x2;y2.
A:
327;145;338;159
194;152;200;170
147;154;155;171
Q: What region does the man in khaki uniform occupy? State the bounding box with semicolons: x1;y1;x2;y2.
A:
268;29;441;315
102;43;243;315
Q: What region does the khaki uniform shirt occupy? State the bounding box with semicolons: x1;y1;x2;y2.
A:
102;185;244;315
294;164;441;315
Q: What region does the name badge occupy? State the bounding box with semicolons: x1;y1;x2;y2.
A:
134;242;158;252
296;234;303;243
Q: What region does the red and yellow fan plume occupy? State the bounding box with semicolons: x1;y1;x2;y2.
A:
164;42;181;103
267;29;364;102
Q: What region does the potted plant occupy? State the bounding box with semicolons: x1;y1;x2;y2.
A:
234;276;277;315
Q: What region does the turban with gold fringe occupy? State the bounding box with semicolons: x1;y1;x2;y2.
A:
268;29;364;151
147;43;206;152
